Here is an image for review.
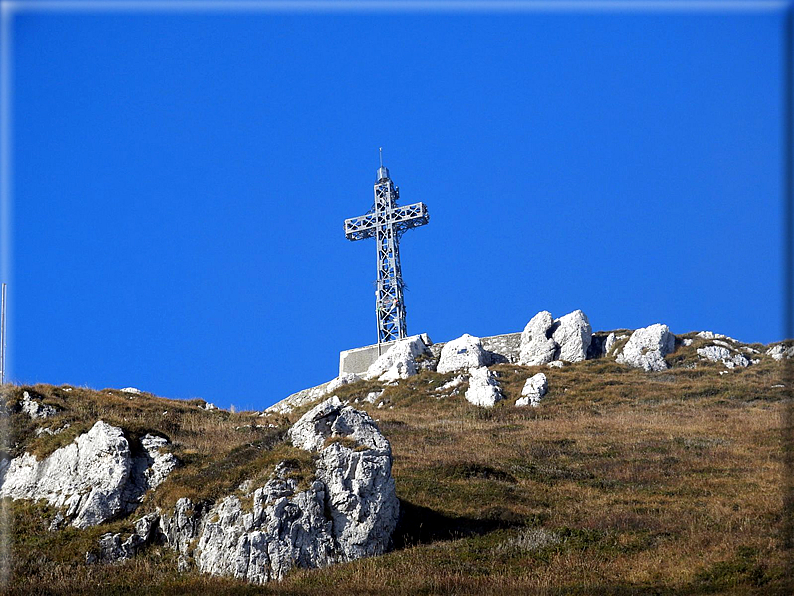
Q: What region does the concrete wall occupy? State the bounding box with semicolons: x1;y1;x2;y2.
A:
340;331;522;376
339;341;398;376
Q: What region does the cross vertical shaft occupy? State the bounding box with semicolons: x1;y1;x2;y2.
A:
344;160;429;349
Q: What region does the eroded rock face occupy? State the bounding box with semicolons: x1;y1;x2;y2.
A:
365;335;431;382
0;421;178;529
519;310;592;365
465;366;503;407
516;373;548;407
165;397;399;585
615;324;675;372
437;334;488;374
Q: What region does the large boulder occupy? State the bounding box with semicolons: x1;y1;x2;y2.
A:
168;397;399;584
551;310;591;363
519;310;592;365
437;334;488;373
0;421;178;528
519;311;557;366
464;366;504;407
365;335;431;382
516;373;548;407
615;324;675;371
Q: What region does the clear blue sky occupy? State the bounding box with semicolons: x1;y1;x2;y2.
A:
4;4;789;409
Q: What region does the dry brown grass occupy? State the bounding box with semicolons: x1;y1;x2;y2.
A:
1;350;790;595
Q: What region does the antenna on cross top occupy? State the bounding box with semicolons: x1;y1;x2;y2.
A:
376;148;389;182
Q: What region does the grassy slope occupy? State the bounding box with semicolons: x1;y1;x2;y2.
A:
1;336;790;595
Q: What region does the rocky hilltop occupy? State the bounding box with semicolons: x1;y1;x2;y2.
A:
0;309;791;594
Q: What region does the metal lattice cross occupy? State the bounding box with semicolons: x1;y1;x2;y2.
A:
344;157;429;348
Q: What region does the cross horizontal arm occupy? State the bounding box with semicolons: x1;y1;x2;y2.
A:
344;202;429;241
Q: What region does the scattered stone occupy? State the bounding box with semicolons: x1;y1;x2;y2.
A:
435;376;465;392
464;366;503;407
35;423;70;437
682;338;693;347
365;335;431;382
364;390;384;404
120;387;142;395
516;373;548;407
21;391;57;420
0;421;179;529
615;324;675;372
204;402;217;411
437;334;488;373
697;331;725;340
546;360;564;368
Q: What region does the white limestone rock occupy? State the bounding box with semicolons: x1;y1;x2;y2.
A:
365;335;430;382
120;387;142;395
519;311;557;366
546;360;565;368
767;344;794;361
516;373;548;407
551;310;592;363
697;331;725;340
519;310;592;365
615;324;676;372
437;334;488;373
603;332;617;355
21;391;57;420
464;366;503;408
697;345;750;369
177;397;398;584
0;421;178;529
326;373;361;394
697;345;730;362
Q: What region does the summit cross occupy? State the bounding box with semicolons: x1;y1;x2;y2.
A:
344;154;429;350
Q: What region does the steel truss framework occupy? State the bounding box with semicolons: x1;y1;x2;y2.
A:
344;165;429;346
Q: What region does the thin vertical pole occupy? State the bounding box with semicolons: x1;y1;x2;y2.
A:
0;283;6;385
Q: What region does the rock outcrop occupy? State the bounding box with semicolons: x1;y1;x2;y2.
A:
516;373;548;407
21;391;57;419
697;345;750;369
519;310;592;365
365;335;431;382
437;334;488;373
162;397;399;584
465;366;503;407
615;324;675;371
767;344;794;361
0;421;178;528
